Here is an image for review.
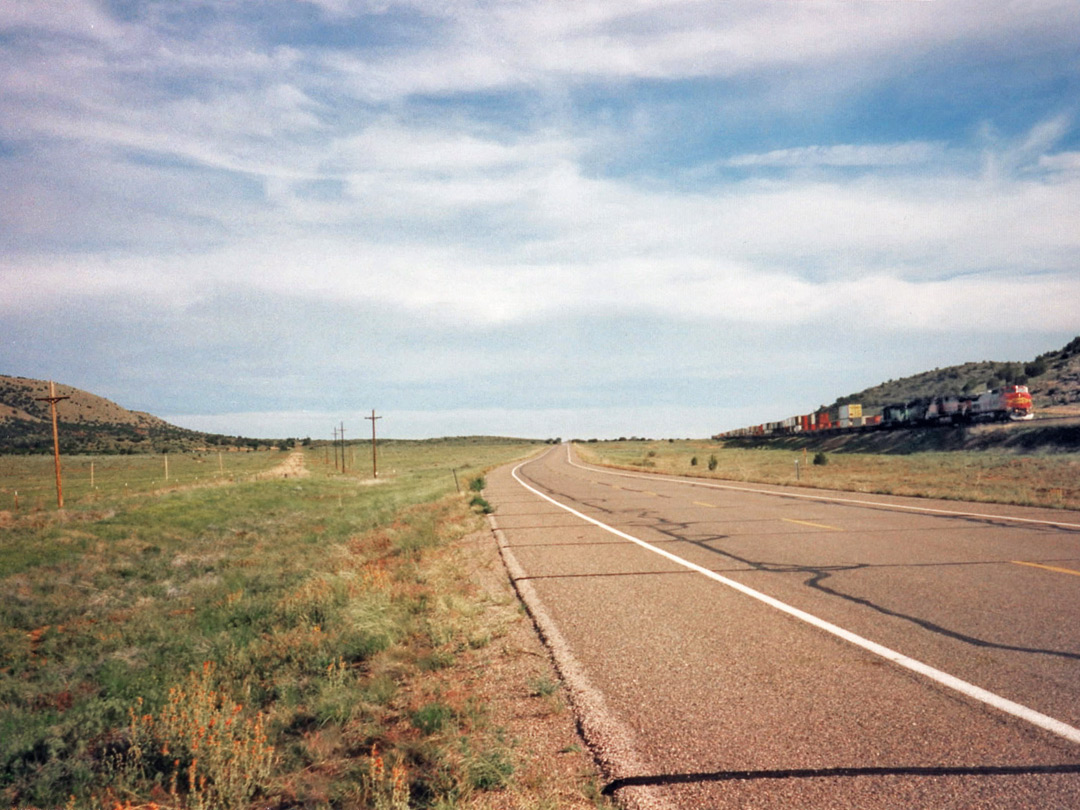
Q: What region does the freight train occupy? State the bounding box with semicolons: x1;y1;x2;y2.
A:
717;385;1034;439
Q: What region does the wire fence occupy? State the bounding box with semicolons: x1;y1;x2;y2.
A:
0;451;292;509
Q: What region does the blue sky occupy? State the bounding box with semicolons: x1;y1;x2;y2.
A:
2;0;1079;440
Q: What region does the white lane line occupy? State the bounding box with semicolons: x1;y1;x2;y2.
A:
512;456;1080;747
566;447;1080;531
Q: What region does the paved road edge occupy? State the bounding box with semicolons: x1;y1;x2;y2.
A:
487;454;675;810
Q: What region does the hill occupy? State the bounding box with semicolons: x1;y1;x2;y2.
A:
829;336;1080;415
0;375;283;454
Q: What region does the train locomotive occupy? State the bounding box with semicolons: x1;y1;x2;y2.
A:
718;385;1034;439
887;384;1034;427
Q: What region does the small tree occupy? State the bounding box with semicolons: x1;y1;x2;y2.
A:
707;455;718;471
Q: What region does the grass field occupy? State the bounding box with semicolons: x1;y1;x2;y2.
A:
0;439;597;810
575;440;1080;511
0;451;288;512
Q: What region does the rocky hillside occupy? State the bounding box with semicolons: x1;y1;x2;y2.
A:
0;376;174;431
830;336;1080;415
0;375;280;454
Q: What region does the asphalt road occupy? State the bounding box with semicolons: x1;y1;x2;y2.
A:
486;444;1080;809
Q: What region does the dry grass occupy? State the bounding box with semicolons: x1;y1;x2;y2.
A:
576;440;1080;511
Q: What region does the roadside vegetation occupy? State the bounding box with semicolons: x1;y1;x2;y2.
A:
0;440;609;809
575;440;1080;511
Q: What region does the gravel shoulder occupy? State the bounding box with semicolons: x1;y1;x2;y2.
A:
453;519;613;809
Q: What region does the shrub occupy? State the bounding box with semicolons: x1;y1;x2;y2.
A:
529;677;559;698
464;742;513;791
707;455;718;471
469;495;493;514
1025;359;1048;378
813;452;829;466
411;701;455;734
468;476;486;493
690;456;698;466
125;662;276;810
362;745;410;810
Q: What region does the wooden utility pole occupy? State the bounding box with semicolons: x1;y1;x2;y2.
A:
35;381;70;508
365;410;382;478
339;421;346;474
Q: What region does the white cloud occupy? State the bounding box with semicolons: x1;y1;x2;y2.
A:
2;1;1079;439
724;142;947;168
307;0;1080;101
1039;151;1080;173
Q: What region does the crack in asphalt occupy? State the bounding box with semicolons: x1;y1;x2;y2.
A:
639;510;1080;662
517;461;1080;661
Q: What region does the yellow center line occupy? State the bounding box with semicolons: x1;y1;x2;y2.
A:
1011;560;1080;578
782;518;842;531
693;501;716;508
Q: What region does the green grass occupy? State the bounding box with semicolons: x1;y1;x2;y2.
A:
0;439;542;809
0;450;287;511
576;440;1080;510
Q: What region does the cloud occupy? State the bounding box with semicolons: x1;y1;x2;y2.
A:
2;1;1079;439
723;142;948;169
1039;151;1080;173
301;0;1080;103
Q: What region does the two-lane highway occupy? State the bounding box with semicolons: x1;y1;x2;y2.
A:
487;444;1080;809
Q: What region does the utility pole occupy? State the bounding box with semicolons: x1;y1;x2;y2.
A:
365;410;382;478
339;421;346;474
35;381;70;508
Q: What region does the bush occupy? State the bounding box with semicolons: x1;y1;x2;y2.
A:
707;455;718;471
813;452;829;466
468;476;486;493
690;456;698;466
412;701;454;734
470;495;493;514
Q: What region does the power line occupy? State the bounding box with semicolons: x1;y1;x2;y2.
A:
365;410;382;478
35;382;70;507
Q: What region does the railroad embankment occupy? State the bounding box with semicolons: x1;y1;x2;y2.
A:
723;416;1080;455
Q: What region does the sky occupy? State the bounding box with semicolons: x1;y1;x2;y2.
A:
2;0;1079;441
